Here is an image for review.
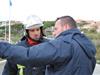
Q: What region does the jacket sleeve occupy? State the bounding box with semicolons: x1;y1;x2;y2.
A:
2;60;18;75
0;39;72;67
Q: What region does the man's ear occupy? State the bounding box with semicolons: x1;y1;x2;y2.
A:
63;24;68;31
64;24;71;30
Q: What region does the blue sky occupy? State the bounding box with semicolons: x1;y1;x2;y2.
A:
0;0;100;21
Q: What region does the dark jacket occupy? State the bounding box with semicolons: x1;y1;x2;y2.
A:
0;29;96;75
2;37;48;75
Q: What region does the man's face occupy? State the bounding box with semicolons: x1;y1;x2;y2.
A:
52;20;64;37
28;28;41;40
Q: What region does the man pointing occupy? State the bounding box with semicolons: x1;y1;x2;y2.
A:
0;16;96;75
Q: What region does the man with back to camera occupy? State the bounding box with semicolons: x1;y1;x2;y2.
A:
0;15;96;75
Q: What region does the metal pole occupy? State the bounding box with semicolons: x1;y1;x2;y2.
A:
8;9;11;43
8;0;11;43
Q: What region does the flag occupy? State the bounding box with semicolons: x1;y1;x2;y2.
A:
9;0;12;6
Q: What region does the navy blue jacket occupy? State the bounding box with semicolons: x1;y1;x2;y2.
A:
0;29;96;75
2;37;48;75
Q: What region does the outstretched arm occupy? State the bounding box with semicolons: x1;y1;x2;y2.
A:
0;40;72;67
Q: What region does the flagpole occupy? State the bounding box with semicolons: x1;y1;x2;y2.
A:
8;0;12;43
8;7;11;43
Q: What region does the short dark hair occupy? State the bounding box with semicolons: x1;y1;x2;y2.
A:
56;16;77;28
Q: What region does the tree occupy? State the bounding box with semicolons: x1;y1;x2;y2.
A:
43;21;54;29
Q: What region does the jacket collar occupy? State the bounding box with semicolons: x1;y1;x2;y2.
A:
27;38;40;46
57;28;81;38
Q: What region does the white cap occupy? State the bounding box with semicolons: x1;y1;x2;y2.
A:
24;15;43;29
